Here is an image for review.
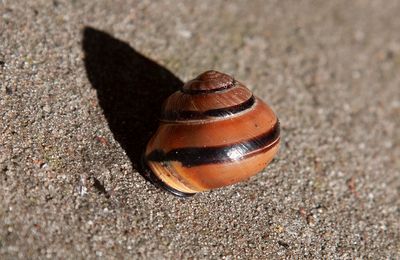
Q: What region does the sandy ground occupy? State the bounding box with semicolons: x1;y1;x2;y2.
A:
1;0;400;258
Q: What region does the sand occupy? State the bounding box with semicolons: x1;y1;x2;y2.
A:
1;0;399;258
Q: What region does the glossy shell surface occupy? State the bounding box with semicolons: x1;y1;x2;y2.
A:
144;70;280;194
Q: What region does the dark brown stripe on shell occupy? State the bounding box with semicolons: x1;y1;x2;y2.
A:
181;79;236;94
146;121;280;167
161;95;255;121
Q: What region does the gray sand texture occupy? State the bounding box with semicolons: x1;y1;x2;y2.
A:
1;0;400;259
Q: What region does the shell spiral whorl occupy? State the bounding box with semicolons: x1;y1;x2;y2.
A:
144;70;280;196
182;70;235;93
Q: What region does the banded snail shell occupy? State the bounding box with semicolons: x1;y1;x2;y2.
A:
143;70;280;196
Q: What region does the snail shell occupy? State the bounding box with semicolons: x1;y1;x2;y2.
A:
143;70;280;196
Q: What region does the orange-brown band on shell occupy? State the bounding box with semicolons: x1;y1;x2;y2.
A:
147;98;277;149
146;121;280;167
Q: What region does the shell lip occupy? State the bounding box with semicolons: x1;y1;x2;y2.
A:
140;153;196;197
